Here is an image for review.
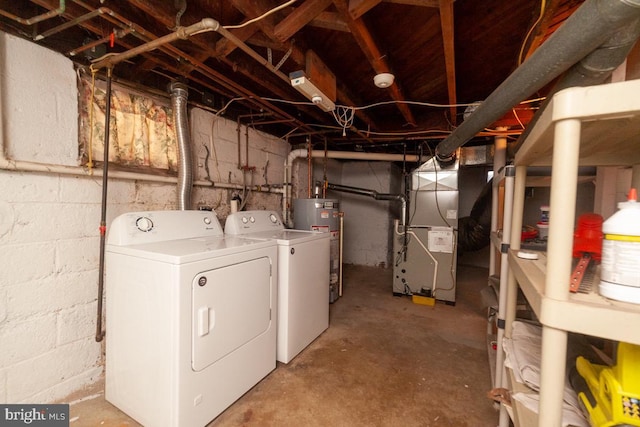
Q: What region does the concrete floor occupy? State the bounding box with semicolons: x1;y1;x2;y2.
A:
68;264;497;426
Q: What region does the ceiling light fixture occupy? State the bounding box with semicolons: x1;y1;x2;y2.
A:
374;72;395;88
290;71;335;112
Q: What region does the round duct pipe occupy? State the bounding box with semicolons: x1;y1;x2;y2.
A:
170;81;193;210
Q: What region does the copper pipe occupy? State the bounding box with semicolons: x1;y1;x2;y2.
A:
0;0;65;25
251;118;295;125
322;137;328;198
307;138;313;198
68;29;133;57
66;0;316;133
92;18;220;70
35;7;103;40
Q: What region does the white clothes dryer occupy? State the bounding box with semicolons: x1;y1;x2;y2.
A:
225;210;329;363
105;210;277;427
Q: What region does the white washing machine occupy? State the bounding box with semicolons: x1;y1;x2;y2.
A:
105;210;277;427
225;210;330;363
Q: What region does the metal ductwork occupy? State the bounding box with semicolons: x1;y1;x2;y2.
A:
170;81;193;210
325;182;408;227
435;0;640;161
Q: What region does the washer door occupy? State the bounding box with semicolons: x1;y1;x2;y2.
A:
192;257;272;372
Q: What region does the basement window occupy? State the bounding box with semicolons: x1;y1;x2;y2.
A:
78;77;178;172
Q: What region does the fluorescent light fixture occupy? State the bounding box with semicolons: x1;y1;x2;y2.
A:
290;71;335;112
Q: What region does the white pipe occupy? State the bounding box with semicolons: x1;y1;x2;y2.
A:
394;220;439;296
0;153;283;193
490;127;508;276
284;149;421;226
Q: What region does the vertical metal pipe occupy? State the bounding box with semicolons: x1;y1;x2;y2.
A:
307;138;312;198
237;118;242;169
490;128;508;276
245;125;250;169
95;67;113;343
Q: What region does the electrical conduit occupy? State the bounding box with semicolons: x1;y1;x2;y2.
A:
95;67;113;343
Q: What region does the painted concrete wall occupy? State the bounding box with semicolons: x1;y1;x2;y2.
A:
0;32;288;404
291;156;402;268
332;161;402;267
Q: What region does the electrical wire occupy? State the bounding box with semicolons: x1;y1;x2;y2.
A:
223;0;297;29
332;106;355;137
518;0;547;66
214;96;245;117
512;108;526;130
352;99;480;110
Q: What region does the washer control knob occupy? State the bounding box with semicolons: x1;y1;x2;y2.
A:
250;216;255;223
269;214;278;223
203;217;212;225
242;217;249;224
136;217;154;232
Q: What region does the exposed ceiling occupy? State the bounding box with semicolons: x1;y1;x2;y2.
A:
0;0;585;153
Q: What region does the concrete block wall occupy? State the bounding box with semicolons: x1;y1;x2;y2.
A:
0;32;290;403
326;161;402;267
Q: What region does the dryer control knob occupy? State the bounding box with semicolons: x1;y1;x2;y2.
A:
242;217;249;224
136;217;154;232
203;217;212;225
250;216;255;223
269;214;278;223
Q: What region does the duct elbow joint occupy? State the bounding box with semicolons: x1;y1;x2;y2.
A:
435;148;456;166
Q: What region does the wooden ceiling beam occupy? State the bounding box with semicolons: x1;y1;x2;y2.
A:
349;0;382;20
274;0;334;42
333;0;416;127
231;0;305;65
232;0;378;131
310;11;350;32
382;0;441;7
439;0;457;126
521;0;563;64
215;24;260;58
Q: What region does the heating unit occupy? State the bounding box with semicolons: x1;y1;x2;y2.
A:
393;156;459;303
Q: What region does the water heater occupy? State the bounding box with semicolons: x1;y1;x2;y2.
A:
293;198;341;302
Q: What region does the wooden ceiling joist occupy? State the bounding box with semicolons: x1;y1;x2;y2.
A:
439;0;457;126
349;0;382;19
274;0;333;42
334;0;417;127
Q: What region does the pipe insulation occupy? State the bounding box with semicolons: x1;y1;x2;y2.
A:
435;0;640;160
512;16;640;153
170;82;193;210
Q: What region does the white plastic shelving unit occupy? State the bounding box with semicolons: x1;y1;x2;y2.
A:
503;79;640;427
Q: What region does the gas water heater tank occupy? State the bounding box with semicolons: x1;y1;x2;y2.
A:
293;198;340;302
